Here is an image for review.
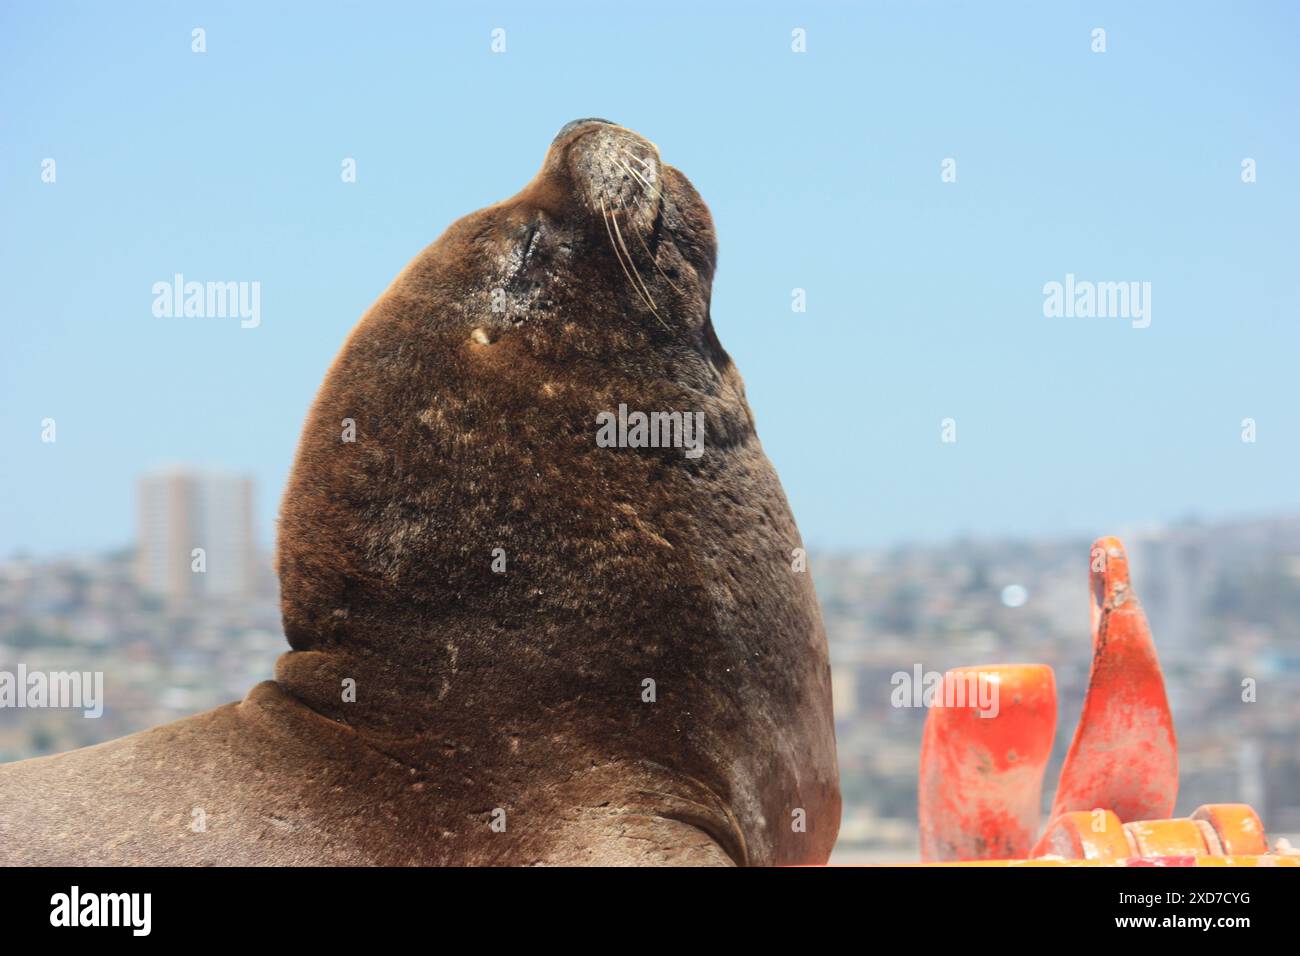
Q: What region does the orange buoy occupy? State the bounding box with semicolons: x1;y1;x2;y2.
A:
1049;537;1177;823
918;663;1056;861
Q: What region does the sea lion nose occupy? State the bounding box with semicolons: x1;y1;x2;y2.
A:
553;117;616;143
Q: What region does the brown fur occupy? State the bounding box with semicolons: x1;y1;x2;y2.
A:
0;120;840;865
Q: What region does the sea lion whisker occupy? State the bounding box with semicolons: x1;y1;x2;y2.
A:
604;198;653;300
600;197;670;330
617;196;686;297
608;203;655;305
609;205;670;331
620;148;654;172
615;153;659;197
599;198;643;302
616;154;666;205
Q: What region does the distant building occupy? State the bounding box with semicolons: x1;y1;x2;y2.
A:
135;468;257;601
1128;528;1212;655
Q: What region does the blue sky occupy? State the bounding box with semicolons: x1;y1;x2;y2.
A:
2;1;1298;556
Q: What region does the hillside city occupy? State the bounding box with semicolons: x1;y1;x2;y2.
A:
1;469;1297;862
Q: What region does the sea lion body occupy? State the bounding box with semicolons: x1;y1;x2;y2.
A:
0;121;840;865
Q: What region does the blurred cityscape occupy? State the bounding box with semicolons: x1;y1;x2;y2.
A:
0;468;280;757
823;517;1300;861
1;470;1298;861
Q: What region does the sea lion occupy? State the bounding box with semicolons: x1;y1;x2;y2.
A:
0;119;840;866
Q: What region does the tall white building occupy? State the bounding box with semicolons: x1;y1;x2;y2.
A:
136;468;258;601
1128;528;1211;657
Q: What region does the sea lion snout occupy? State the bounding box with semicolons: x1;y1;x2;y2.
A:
495;120;716;335
548;118;663;232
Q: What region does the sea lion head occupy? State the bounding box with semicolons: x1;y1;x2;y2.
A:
410;118;723;368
